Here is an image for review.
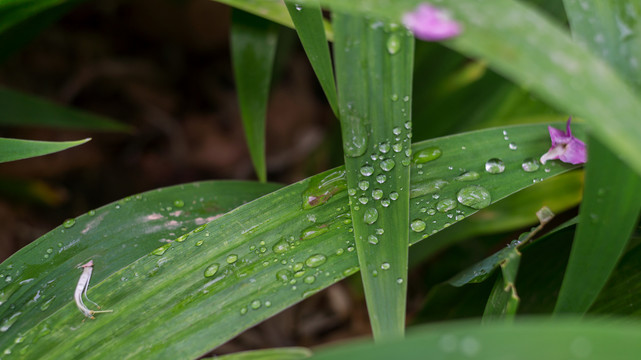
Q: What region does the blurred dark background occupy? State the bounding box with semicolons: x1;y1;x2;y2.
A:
0;0;341;262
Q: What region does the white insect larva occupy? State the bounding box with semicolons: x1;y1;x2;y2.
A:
74;260;113;319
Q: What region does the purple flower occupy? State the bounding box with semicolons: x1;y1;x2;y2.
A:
540;117;586;165
402;3;461;41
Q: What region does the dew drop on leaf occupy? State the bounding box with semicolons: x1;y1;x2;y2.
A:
457;185;492;209
485;158;505;174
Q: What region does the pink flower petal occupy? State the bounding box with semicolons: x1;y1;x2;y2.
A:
540;117;586;165
402;3;461;41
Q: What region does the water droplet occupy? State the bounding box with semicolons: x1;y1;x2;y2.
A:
372;189;383;200
364;208;379;224
454;171;480;182
393;127;402;135
379;142;391;153
509;142;518;150
251;299;262;309
272;240;290;254
381;199;391;207
410;179;448;198
276;269;293;283
390;94;399;102
427;209;436;216
175;234;188;242
304;275;316;284
372;270;379;277
436;199;457;213
380;159;396;171
392;143;403;152
240;306;248;315
358;196;369;204
174;199;184;208
410;219;426;232
305;254;327;268
302;169;347;209
461;336;481;357
376;174;387;184
360;165;374;177
396;278;404;284
358;180;370;191
348;188;356;196
88;210;96;216
343;267;359;276
62;219;75;229
455;214;465;221
403;95;409;102
295;3;302;11
413;147;442;164
226;254;238;264
265;300;272;307
204;264;220;278
521;158;540;172
485;158;505;174
301;225;329;241
381;263;390;270
390;192;399;201
151;244;171;256
376;228;384;235
386;34;401;54
457;185;492;209
368;235;379;245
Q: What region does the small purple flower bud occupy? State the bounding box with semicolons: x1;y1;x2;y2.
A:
402;3;461;41
540;117;586;165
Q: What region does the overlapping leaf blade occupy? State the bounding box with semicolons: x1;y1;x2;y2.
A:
0;123;582;358
231;9;278;182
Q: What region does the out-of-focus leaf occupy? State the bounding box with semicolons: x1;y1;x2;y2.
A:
0;88;131;132
208;347;312;360
333;13;413;340
231;10;278;182
0;137;90;163
310;318;641;360
555;0;641;315
285;1;338;116
482;251;521;323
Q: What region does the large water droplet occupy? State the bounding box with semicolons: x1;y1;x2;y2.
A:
413;147;442;164
62;219;76;229
457;185;492;209
305;254;327;268
276;269;293;283
410;179;448;198
387;34;401;54
302;169;347;209
455;171;480;182
364;208;379;224
380;159;396;171
343;119;368;157
360;165;374;177
372;189;383;200
151;244;171;256
485;158;505;174
272;239;290;254
436;199;457;213
358;180;370;191
521;158;540;172
410;219;426;232
301;225;329;241
379;142;391;153
226;254;238;264
368;235;379;245
204;264;220;278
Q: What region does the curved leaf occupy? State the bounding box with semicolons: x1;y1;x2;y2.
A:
0;123;582;359
0;137;90;163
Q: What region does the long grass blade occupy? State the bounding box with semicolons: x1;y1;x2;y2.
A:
0;137;90;163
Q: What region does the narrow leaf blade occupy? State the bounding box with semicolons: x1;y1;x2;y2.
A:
231;9;278;182
0;137;90;163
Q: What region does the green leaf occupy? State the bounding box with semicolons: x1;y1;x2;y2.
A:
0;87;131;132
231;9;279;182
0;124;582;358
563;0;641;88
482;251;521;323
555;0;641;315
308;0;641;178
554;138;641;314
309;318;641;360
207;347;312;360
285;1;338;116
333;13;413;340
0;137;90;163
